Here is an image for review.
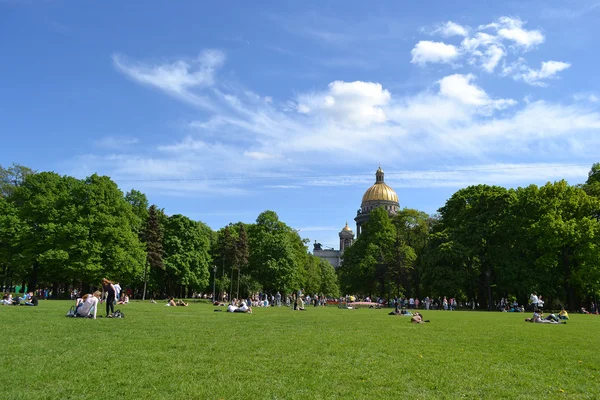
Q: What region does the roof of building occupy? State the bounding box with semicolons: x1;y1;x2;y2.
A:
361;167;399;204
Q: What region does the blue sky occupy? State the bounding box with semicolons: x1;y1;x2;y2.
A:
2;0;600;249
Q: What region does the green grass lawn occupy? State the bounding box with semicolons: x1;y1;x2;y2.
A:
2;301;599;400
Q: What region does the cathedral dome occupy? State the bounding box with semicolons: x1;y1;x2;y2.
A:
361;167;399;205
342;222;353;232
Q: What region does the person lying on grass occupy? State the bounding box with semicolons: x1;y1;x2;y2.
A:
525;311;564;324
410;312;430;324
176;300;188;307
2;293;14;305
226;300;252;313
76;291;101;319
165;297;176;307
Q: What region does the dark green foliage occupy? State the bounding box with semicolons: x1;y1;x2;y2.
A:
247;210;303;294
144;205;165;272
161;215;212;297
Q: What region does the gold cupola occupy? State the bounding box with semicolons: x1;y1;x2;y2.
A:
361;167;399;204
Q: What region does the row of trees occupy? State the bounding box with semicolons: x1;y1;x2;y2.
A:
0;164;339;299
339;163;600;310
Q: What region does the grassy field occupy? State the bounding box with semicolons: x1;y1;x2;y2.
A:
2;301;599;400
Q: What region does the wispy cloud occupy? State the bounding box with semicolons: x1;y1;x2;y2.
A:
541;2;600;19
98;39;600;196
94;136;140;149
112;50;225;111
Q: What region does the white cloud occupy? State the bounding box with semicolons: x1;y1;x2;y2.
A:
509;60;571;86
573;93;600;103
481;45;505;73
112;50;225;111
244;151;281;160
433;21;469;37
99;50;599;197
424;17;558;78
296;81;391;126
437;74;516;111
494;17;545;50
94;136;139;149
410;41;459;65
265;185;302;189
461;32;499;51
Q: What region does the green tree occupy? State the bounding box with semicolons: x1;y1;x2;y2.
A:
0;163;35;198
235;223;249;299
339;207;395;297
162;214;212;297
0;196;24;291
247;210;304;294
318;257;340;298
142;204;165;299
213;225;237;300
125;189;150;235
431;185;511;310
10;172;76;292
533;181;600;309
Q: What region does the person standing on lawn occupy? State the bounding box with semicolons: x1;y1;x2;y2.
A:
103;278;117;317
530;292;539;312
114;282;121;305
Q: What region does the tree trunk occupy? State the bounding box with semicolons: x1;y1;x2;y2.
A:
52;282;59;299
563;248;575;311
28;261;39;292
486;269;493;311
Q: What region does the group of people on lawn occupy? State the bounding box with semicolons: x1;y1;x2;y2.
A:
1;292;38;306
523;292;569;324
72;278;129;319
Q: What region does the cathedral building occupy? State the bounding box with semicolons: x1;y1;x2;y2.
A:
313;167;400;268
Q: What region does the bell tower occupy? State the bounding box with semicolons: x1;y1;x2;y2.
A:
339;222;354;253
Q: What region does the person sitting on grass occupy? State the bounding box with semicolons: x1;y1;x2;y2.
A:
165;297;176;307
237;300;252;313
400;307;413;316
176;299;188;307
389;304;401;315
76;291;101;319
559;308;569;320
24;292;38;306
117;294;129;305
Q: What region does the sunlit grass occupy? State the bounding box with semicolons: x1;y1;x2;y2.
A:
2;301;599;399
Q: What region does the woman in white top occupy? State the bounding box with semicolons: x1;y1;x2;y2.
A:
77;291;101;319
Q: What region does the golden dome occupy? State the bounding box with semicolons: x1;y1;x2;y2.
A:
362;183;399;203
361;166;399;204
342;222;352;232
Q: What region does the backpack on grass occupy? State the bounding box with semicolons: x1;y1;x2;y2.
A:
66;306;76;318
111;309;124;318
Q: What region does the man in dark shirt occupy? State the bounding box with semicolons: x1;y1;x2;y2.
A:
25;292;38;306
